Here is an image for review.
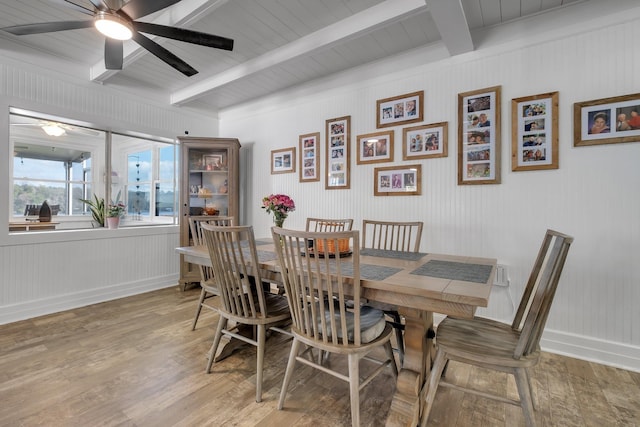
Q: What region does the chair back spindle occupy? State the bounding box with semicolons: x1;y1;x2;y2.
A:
306;217;354;232
202;224;268;321
274;228;363;346
512;229;574;358
362;220;423;252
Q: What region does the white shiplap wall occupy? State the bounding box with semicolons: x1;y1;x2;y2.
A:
220;10;640;370
0;55;218;324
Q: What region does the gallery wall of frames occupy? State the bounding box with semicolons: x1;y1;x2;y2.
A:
268;88;640;194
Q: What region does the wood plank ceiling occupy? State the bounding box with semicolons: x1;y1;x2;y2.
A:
0;0;584;113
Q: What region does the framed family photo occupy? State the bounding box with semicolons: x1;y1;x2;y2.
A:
299;132;320;182
203;154;224;170
458;86;501;185
325;116;351;189
574;92;640;146
356;130;394;164
402;121;448;160
374;164;421;196
376;90;424;128
271;147;296;174
511;91;559;171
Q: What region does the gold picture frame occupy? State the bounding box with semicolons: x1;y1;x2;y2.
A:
402;122;448;160
325;116;350;189
374;164;421;196
271;147;296;174
511;91;559;171
376;90;424;128
356;130;394;164
574;92;640;146
458;86;501;185
299;132;320;182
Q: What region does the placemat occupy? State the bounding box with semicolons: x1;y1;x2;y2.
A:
410;260;492;283
361;248;427;261
330;262;401;281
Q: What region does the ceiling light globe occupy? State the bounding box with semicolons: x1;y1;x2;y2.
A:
42;124;65;137
95;12;133;40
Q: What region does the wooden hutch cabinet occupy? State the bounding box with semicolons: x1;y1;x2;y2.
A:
178;136;241;288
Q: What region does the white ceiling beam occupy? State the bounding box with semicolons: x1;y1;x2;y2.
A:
90;0;228;82
427;0;473;56
170;0;427;106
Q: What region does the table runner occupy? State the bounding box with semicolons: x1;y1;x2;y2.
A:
410;260;492;284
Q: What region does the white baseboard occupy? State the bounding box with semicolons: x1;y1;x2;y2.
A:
433;314;640;373
541;329;640;373
0;275;179;325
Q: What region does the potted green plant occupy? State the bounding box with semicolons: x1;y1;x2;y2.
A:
79;194;105;227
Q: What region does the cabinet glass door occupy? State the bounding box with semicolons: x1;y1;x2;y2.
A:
187;148;230;217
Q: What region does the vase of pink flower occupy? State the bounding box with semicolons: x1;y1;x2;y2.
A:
262;194;295;227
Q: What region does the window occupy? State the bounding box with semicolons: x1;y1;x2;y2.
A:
112;133;177;225
9;109;178;231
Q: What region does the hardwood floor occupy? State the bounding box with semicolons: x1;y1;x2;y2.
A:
1;287;638;426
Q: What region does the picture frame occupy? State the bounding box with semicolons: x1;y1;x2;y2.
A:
376;90;424;128
203;154;224;171
573;92;640;146
299;132;320;182
374;164;421;196
458;86;501;185
325;116;350;189
402;121;448;160
271;147;296;174
356;130;394;164
511;91;559;171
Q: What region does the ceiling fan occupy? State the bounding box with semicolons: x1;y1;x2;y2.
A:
1;0;234;77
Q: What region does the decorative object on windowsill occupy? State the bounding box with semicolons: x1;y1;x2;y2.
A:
262;194;295;228
106;202;126;229
39;200;52;222
79;195;105;228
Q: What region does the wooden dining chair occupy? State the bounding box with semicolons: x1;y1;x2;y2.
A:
306;217;354;232
272;227;397;427
421;229;574;427
188;216;233;329
362;219;424;365
201;224;291;403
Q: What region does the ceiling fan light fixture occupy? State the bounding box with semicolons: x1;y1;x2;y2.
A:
95;12;133;40
42;124;66;137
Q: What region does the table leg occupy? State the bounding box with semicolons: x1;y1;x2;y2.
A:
386;308;433;427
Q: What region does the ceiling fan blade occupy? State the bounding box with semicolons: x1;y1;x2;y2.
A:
2;20;93;35
131;31;197;77
87;0;109;12
104;38;123;70
119;0;182;20
132;22;233;51
48;0;95;16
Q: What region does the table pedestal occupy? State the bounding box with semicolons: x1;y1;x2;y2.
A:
386;308;434;426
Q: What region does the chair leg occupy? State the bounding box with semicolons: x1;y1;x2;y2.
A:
420;348;448;427
514;367;536;427
206;316;227;373
393;326;405;366
383;340;399;377
255;325;266;403
278;338;301;410
525;367;538;410
191;288;207;330
347;353;360;427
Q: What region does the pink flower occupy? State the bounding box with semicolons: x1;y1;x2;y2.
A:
262;194;295;222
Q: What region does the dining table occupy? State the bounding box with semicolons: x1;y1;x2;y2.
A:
176;238;496;427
